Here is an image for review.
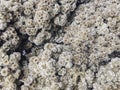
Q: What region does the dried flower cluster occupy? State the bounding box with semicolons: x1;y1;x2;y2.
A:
0;0;120;90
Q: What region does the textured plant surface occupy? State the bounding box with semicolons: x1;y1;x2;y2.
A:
0;0;120;90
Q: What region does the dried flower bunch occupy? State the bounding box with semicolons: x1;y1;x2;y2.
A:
0;0;119;90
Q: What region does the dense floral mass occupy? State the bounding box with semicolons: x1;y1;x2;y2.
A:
0;0;120;90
